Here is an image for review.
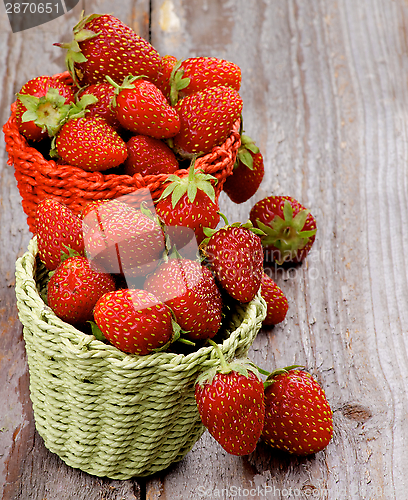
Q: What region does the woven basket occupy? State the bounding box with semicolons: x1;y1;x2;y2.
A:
3;72;241;234
15;237;267;479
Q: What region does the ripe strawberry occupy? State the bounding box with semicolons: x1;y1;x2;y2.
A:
249;196;317;265
155;159;220;246
47;255;116;327
223;134;264;204
54;116;127;171
15;75;75;141
202;220;264;303
260;272;288;325
107;75;180;139
169;57;241;105
173;85;243;157
36;198;85;271
124;134;179;177
195;342;265;456
82;198;166;278
93;288;174;355
56;13;161;87
156;54;178;102
144;258;223;341
262;367;333;456
77;82;121;131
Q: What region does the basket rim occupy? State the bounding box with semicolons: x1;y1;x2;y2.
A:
15;237;266;369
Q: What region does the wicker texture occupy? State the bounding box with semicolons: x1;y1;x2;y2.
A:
3;72;241;234
15;238;267;479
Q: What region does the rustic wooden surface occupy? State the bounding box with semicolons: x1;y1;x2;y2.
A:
1;0;408;498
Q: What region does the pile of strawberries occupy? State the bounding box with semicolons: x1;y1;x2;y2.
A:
18;11;333;463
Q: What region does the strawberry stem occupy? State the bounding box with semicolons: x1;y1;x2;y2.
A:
208;339;231;374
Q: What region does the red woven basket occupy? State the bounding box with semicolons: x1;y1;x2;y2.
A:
3;72;241;234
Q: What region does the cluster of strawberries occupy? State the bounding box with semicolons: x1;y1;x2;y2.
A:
21;11;332;463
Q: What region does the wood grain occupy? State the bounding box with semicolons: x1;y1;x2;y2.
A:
1;0;408;498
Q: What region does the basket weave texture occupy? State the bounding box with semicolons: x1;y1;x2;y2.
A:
15;238;267;479
3;72;241;234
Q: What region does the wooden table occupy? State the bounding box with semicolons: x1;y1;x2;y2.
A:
1;0;407;498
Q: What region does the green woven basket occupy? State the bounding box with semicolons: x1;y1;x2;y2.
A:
15;237;267;479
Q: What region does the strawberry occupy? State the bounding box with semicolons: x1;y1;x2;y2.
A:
124;134;179;177
82;198;166;278
223;134;264;204
36;198;85;271
172;85;243;157
202;219;264;303
77;82;122;131
54;115;127;171
155;159;220;246
249;196;317;265
262;367;333;456
260;272;288;326
93;288;174;355
144;257;223;341
15;75;75;141
195;341;265;456
47;255;116;327
106;75;180;139
169;57;241;105
156;54;178;102
56;13;161;87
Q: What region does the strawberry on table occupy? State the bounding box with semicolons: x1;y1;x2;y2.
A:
55;13;162;87
16;75;75;141
173;85;243;157
262;367;333;456
195;340;265;456
124;134;179;177
144;257;223;341
47;255;116;327
250;195;317;265
93;288;174;355
107;75;180;139
223;134;264;204
260;272;288;326
155;158;220;246
36;198;85;271
169;56;242;105
201;219;264;303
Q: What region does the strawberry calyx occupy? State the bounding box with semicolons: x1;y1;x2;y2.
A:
157;156;217;209
105;74;146;107
259;364;305;389
195;339;260;387
168;60;191;106
201;215;265;248
54;12;103;87
17;88;72;137
234;133;260;171
255;200;317;265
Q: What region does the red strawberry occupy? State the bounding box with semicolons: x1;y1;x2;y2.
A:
223;134;264;204
15;76;75;141
144;258;223;341
47;255;116;327
54;115;127;171
107;75;180;139
156;54;178;102
93;288;174;355
262;367;333;456
124;134;179;177
77;82;122;131
55;13;161;87
195;341;265;456
36;198;85;271
173;85;243;157
260;272;288;325
82;198;166;278
169;57;241;105
250;196;317;265
202;220;264;303
155;159;220;246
